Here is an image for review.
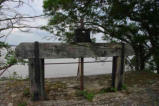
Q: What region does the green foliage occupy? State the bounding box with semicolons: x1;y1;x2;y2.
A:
76;90;95;101
0;42;9;48
110;0;159;72
99;88;107;94
43;0;107;41
0;45;27;76
8;72;23;80
109;87;117;92
7;55;17;65
17;101;27;106
5;49;17;65
43;0;159;72
104;87;117;92
64;32;74;43
23;88;30;97
0;77;9;81
121;84;127;90
91;38;96;43
99;85;127;94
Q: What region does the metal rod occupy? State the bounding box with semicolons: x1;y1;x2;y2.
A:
45;60;112;65
80;57;84;90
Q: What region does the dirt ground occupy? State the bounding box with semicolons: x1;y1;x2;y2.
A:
0;71;159;106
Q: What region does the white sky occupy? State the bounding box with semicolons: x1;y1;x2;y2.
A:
3;0;104;45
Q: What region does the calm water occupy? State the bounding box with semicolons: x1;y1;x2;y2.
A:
1;58;112;78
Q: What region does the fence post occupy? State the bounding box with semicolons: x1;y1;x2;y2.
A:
112;56;118;89
112;43;125;90
39;58;46;100
28;41;46;101
118;43;125;89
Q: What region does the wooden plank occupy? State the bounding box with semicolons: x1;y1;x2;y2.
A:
28;42;46;101
15;43;134;59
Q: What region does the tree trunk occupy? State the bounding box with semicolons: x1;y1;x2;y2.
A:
150;39;159;74
133;46;140;71
148;32;159;73
153;51;159;74
133;44;146;71
156;64;159;74
139;44;145;71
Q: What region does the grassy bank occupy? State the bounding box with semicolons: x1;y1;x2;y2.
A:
0;71;159;106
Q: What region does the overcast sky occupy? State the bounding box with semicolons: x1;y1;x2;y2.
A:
3;0;104;45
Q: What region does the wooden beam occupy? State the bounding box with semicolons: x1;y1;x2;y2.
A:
15;43;134;59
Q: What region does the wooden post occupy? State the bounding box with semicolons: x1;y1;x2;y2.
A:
118;43;125;89
39;59;46;100
80;57;84;90
112;56;118;89
112;43;125;90
28;42;46;101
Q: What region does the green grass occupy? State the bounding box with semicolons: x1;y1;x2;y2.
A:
121;84;127;90
23;88;30;97
76;90;95;101
17;101;27;106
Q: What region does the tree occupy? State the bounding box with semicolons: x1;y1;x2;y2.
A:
0;0;42;76
43;0;110;42
0;0;42;36
103;22;150;71
43;0;158;72
109;0;159;73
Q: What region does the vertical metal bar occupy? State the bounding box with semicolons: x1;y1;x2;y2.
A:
80;57;84;90
76;58;80;80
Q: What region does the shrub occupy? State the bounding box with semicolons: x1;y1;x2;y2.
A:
99;88;107;94
76;90;95;101
17;101;27;106
23;88;30;97
121;84;127;90
105;87;117;92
